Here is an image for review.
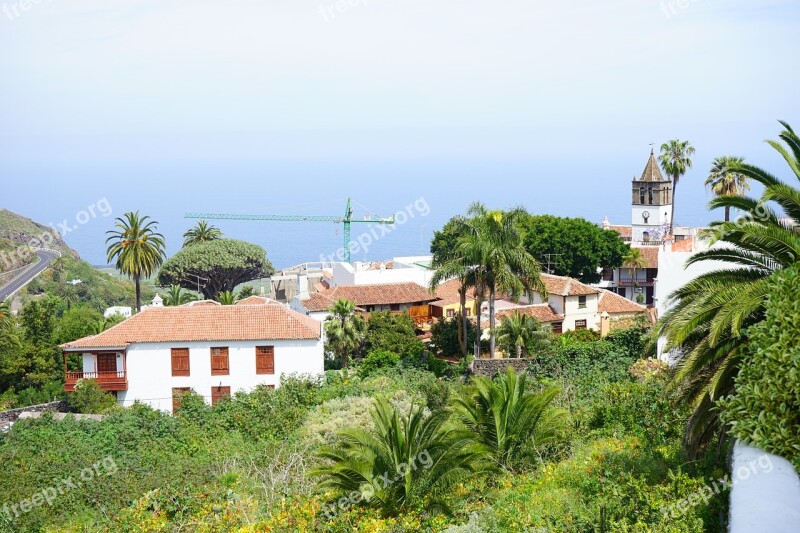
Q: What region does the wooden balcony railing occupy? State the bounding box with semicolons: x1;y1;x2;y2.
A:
64;371;127;392
618;278;655;287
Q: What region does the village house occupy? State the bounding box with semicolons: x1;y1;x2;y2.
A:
292;281;437;325
60;296;323;413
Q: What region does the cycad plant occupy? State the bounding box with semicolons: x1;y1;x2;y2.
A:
216;290;235;305
453;367;567;469
314;396;490;516
163;284;197;306
657;121;800;454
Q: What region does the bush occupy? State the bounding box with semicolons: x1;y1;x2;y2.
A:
719;266;800;470
68;379;118;414
361;312;425;359
430;316;479;358
357;349;400;379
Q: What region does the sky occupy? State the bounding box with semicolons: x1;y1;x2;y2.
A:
1;0;798;268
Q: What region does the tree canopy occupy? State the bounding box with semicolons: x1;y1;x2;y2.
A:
156;238;274;299
520;214;629;283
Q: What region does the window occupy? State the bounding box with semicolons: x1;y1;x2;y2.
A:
552;322;563;334
601;267;614;282
172;387;191;413
390;304;400;311
171;348;190;377
575;319;587;330
639;187;645;204
211;385;231;405
256;346;275;375
210;347;229;376
446;309;455;318
648;187;653;204
578;295;587;309
465;308;471;316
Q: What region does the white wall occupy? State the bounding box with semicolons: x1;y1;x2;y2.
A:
331;258;433;287
729;442;800;533
104;338;323;412
561;294;600;330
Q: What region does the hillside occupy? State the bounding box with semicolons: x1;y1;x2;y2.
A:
0;208;76;273
0;208;150;310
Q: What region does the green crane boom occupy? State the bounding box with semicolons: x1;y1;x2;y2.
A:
185;198;394;263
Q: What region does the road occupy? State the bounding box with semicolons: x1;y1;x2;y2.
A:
0;250;59;301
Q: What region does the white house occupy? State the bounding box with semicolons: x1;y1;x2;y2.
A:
61;296;323;413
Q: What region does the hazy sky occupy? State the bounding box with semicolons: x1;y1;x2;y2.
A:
2;0;798;267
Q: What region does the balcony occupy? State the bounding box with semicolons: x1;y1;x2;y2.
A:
64;371;128;392
617;278;655;287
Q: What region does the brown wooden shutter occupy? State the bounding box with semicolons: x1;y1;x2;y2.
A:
211;386;231;405
172;387;190;413
171;348;190;377
256;346;274;375
211;347;229;376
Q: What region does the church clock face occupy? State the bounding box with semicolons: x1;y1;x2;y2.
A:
642;210;650;219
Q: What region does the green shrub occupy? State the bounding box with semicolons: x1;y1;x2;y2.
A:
69;379;119;414
719;266;800;470
361;311;425;359
357;349;400;379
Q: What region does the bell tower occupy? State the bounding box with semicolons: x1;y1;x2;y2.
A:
631;147;673;241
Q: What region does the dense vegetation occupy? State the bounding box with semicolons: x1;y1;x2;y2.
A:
0;324;729;532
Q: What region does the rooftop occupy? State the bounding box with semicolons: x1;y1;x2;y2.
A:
61;300;321;350
597;289;648;315
300;282;436;312
541;273;598;296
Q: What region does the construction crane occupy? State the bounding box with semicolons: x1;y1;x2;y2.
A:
184;198;395;263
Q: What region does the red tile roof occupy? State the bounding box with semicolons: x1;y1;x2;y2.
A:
301;282;436;312
597;289;647;315
633;246;659;269
609;225;632;238
432;278;477;307
496;304;564;323
61;302;321;350
540;274;598;297
235;296;270;306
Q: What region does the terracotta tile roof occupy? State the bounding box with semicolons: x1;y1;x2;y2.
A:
431;278;476;307
61;303;321;350
540;274;598;297
609;225;632;238
366;261;394;271
302;292;336;313
302;282;436;312
633;246;659;269
496;304;564;323
186;300;221;307
597;289;647;315
235;296;270;306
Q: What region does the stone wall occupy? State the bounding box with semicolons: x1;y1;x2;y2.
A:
0;401;70;431
470;358;531;377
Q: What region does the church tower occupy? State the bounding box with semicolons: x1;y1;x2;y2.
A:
631;148;673;242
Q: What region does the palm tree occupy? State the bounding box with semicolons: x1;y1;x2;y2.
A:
314;396;490;516
658;139;696;235
656;121;800;455
163;284;197;306
453;367;567;469
324;299;366;369
458;204;546;357
430;253;479;358
183;220;223;247
106;212;166;313
216;290;235;305
622;247;648;288
58;283;80;310
0;301;20;348
705;156;750;222
494;312;552;358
